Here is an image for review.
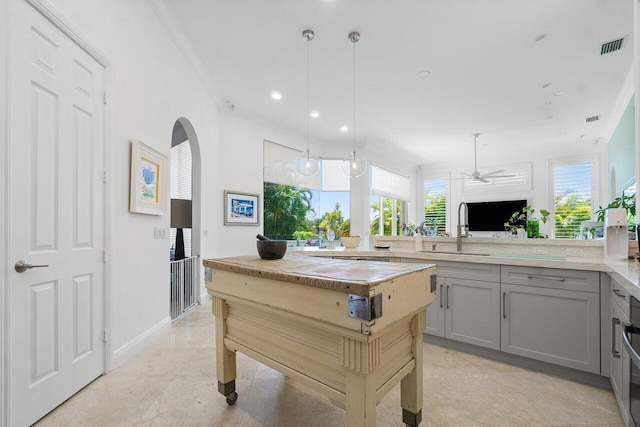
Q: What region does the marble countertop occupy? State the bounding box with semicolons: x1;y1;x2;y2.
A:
289;246;640;300
203;255;435;296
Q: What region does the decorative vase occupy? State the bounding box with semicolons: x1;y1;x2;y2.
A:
527;220;539;238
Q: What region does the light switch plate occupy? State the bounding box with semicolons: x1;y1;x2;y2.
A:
203;229;209;238
154;227;166;239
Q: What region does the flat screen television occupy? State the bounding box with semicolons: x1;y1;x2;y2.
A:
467;199;527;232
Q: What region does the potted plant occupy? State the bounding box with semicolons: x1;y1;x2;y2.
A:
505;206;550;238
595;193;635;224
340;230;361;249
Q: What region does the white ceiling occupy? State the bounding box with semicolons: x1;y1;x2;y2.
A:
164;0;634;166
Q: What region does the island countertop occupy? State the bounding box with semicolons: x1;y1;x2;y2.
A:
203;255;435;296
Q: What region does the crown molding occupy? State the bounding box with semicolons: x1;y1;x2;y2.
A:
146;0;223;107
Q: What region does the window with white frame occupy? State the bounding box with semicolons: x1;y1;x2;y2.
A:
170;141;192;256
370;165;409;236
552;157;597;239
424;176;448;234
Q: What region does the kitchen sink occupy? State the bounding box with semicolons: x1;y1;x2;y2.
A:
418;250;491;257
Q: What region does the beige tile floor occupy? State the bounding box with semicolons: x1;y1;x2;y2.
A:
36;300;624;427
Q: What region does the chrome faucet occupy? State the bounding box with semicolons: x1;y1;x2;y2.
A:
457;202;469;252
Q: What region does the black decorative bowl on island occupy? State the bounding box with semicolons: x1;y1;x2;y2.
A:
256;240;287;260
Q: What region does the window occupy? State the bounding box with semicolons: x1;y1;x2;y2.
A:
170;141;192;256
263;141;350;240
552;158;596;239
424;177;447;234
370;165;409;236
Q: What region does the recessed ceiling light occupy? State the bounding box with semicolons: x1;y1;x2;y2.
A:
340;125;348;132
271;91;282;100
418;70;431;78
310;111;319;118
542;82;552;89
534;33;547;42
553;90;566;97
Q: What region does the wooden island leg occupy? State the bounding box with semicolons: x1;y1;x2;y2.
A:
400;312;424;426
213;296;237;405
342;335;380;427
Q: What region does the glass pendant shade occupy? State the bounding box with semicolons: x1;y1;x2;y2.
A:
296;149;320;176
342;150;367;177
343;30;367;178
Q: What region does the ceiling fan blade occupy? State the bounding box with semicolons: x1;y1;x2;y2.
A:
486;174;516;179
481;169;505;178
461;172;473;178
477;177;490;183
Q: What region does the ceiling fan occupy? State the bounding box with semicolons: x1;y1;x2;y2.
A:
457;133;515;183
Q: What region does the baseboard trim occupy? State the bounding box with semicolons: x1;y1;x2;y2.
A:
198;292;211;304
112;316;172;370
423;334;611;390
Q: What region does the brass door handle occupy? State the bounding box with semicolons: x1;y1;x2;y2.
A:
15;260;49;273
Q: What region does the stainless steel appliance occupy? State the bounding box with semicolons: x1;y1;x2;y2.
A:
622;295;640;426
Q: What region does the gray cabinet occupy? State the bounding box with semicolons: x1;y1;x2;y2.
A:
446;277;501;350
501;266;601;374
425;276;445;337
610;278;631;426
418;260;501;350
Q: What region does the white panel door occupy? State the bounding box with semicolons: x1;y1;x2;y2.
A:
8;1;106;425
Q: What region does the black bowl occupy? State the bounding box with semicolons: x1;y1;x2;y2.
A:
257;240;287;260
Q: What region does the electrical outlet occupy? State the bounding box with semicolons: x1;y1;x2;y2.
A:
202;229;209;238
154;227;166;239
566;248;583;257
532;247;548;255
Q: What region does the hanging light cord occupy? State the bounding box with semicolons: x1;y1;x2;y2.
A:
306;33;310;162
352;35;356;157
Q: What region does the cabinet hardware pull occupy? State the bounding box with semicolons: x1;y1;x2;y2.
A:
612;289;627;300
439;284;443;308
612;317;621;358
446;285;450;310
526;274;565;282
622;323;640;369
503;292;507;319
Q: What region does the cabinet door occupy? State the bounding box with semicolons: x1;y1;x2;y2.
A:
445;278;501;350
611;303;630;426
501;284;600;373
425;276;445;337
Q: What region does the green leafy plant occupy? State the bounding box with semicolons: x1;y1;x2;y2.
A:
292;230;314;241
595;193;635;223
504;206;550;237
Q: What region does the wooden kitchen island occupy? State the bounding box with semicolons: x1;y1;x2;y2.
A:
203;255;435;427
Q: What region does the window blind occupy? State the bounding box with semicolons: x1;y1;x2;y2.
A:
170;141;192;257
371;165;410;201
424;178;447;234
263;140;322;190
553;160;593;239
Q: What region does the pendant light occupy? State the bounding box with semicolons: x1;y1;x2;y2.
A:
296;29;320;177
342;31;367;178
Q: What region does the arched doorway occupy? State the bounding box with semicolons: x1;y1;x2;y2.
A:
169;118;203;320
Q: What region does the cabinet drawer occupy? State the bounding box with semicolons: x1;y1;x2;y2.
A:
421;260;500;282
501;265;599;293
610;274;630;317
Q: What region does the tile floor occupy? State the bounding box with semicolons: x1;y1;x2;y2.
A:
36;300;624;426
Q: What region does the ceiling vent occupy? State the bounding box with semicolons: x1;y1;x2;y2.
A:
601;37;624;55
585;115;600;123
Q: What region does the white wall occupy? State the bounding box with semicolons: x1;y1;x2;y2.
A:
417;140;608;238
45;0;221;361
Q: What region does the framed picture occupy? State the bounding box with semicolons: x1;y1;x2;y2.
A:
129;140;169;215
224;190;260;226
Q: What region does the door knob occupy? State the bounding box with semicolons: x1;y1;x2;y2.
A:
15;260;49;273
